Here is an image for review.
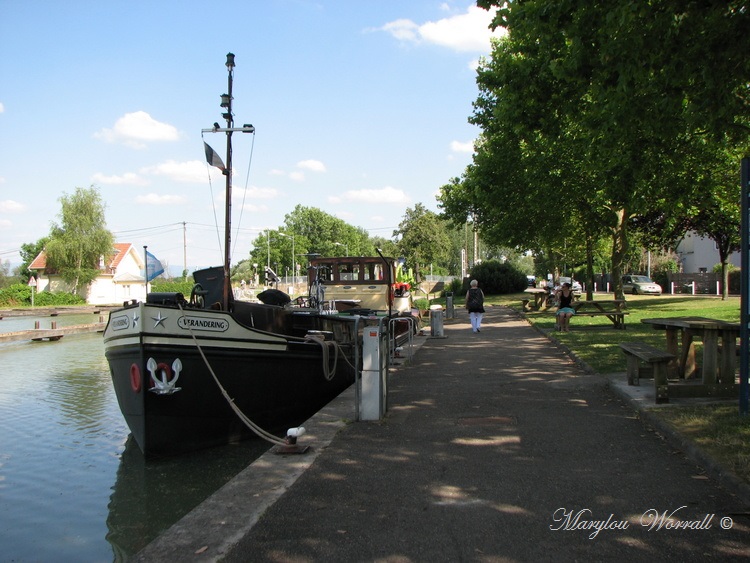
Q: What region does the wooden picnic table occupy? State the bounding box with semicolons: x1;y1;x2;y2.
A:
571;299;628;329
640;317;740;385
523;288;549;310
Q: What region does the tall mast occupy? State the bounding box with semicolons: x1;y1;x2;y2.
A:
222;53;235;310
202;54;255;309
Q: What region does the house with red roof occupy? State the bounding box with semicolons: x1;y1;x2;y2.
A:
28;243;150;305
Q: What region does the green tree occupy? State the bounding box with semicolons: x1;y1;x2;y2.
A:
393;204;451;281
687;143;745;299
18;237;50;282
45;186;114;295
247;206;374;280
457;0;749;298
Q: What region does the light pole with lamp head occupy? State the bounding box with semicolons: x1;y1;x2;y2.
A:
333;242;348;256
278;232;295;294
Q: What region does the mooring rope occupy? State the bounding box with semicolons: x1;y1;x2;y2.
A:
178;303;287;446
175;303;355;445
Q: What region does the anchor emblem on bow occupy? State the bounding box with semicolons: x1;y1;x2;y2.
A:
146;357;182;395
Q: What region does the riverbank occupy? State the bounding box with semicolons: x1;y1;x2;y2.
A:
0;305;117;318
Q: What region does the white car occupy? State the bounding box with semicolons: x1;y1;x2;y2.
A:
622;275;662;295
558;277;582;296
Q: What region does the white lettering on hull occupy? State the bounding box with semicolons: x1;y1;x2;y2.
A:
177;316;230;332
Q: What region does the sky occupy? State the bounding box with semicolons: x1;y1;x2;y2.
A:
0;1;504;274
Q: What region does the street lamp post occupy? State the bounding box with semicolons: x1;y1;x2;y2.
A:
334;242;348;256
278;232;295;294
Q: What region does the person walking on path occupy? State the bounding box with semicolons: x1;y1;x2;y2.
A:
465;279;485;333
555;282;575;332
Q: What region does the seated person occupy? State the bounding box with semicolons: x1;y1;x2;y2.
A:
555;282;575;332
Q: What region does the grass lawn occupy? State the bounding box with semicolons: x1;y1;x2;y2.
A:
483;292;750;485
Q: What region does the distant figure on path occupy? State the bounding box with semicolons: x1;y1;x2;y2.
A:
465;279;485;333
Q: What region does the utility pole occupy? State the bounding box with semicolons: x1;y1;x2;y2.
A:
183;221;187;280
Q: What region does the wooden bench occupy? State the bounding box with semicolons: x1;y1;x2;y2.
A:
619;342;675;403
522;298;531;311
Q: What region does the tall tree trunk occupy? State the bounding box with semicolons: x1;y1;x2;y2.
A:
717;239;730;301
610;208;628;301
584;228;595;301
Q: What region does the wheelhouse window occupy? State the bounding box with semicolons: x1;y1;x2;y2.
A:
337;263;360;282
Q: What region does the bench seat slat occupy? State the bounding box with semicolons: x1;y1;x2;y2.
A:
619;341;675;403
619;341;674;363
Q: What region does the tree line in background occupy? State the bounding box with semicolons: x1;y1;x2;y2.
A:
439;0;749;300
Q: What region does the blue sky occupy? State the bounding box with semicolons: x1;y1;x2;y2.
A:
0;1;503;273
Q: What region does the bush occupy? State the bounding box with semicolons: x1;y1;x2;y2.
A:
34;291;86;306
0;283;31;307
414;298;430;310
151;279;196;296
464;260;527;295
0;284;86;307
446;278;463;296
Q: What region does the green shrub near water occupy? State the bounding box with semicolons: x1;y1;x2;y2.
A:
0;283;86;307
34;291;86;306
151;279;196;296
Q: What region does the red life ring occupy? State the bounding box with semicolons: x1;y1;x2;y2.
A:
129;363;141;393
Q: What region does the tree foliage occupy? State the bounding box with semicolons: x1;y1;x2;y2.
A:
441;0;749;298
18;237;49;282
45;186;114;295
392;203;452;280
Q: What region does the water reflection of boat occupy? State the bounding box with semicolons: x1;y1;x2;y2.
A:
102;54;416;457
106;436;269;558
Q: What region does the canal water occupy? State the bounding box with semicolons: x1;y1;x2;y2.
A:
0;313;270;562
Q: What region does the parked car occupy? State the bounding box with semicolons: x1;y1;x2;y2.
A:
558;276;582;296
622;274;662;295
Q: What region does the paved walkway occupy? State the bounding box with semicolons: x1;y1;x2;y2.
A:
138;306;750;562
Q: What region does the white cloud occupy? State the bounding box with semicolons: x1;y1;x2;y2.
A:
141;159;221;184
94;111;180;149
135;193;187;205
381;18;420;42
239;203;270;213
0;102;5;113
91;172;149;186
450;140;475;153
335;186;410;205
0;219;12;229
296;159;326;172
233;186;278;200
0;199;25;213
381;6;505;53
289;171;305;182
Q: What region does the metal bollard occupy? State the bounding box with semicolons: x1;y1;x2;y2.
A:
445;292;454;319
430;305;444;337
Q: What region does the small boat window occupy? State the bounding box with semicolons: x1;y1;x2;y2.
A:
312;263;334;283
338;263;360;282
364;263;384;281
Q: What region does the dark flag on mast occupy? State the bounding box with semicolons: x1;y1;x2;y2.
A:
204;142;225;171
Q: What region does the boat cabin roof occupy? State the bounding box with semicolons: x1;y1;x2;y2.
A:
308;256;396;285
